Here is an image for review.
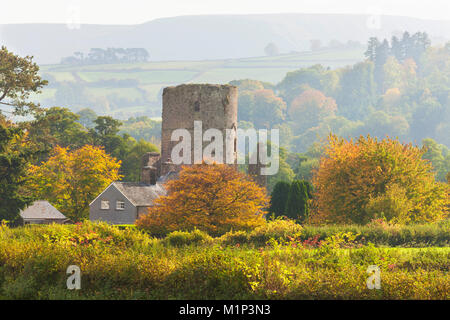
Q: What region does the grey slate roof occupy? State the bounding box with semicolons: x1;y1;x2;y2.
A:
20;201;67;220
157;170;179;183
113;182;167;207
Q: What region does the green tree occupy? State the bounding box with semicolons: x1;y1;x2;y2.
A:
264;43;279;56
266;146;295;192
422;138;450;182
336;61;376;120
91;116;125;155
277;65;328;105
365;37;380;61
0;120;36;223
24;107;91;157
0;46;48;115
268;181;291;218
236;91;254;122
76;108;97;129
285;180;310;222
121;139;159;181
252;89;286;129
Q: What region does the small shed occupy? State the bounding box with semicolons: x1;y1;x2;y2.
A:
20;201;69;225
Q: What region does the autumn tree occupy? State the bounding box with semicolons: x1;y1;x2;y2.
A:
288;87;337;132
252;89;286;128
136;163;268;236
311;134;449;224
0;46;48;115
26;145;121;221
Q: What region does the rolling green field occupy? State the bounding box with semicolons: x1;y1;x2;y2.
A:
37;47;364;118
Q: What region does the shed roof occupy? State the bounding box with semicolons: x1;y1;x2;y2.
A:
20;201;67;220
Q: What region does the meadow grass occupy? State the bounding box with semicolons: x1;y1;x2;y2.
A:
0;220;447;300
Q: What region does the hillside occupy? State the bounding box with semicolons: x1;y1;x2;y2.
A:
35;47;365;118
1;13;450;64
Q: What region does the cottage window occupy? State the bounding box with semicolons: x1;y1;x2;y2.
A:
116;201;125;210
100;200;110;210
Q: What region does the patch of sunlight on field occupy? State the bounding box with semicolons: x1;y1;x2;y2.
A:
43;71;76;82
30;88;56;102
190;67;295;84
139;84;165;101
78;70;198;84
86;87;143;100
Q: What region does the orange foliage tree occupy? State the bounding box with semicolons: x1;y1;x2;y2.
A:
288;87;337;130
26;145;121;221
311;134;449;224
136;163;268;236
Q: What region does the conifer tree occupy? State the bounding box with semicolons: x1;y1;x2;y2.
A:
269;181;291;217
285;180;310;222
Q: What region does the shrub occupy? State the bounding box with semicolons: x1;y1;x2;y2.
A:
248;219;303;246
163;229;213;247
219;230;249;246
0;223;448;300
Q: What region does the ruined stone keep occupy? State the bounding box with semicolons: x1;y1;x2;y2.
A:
158;83;238;176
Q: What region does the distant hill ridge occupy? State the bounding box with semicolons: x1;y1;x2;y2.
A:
1;13;450;64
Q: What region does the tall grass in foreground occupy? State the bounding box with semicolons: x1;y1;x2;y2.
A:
0;220;448;300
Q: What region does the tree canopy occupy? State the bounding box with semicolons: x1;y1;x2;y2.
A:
311;134;449;224
0;46;48;115
136;163;268;236
26;145;122;221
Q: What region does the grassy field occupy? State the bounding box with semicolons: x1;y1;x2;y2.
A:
0;219;448;300
36;47;364;118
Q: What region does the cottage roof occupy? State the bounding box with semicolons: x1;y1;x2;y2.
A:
112;182;167;207
157;170;179;183
20;201;67;220
89;170;179;208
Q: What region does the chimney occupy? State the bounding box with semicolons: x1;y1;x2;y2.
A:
142;152;160;167
141;166;157;185
161;158;179;176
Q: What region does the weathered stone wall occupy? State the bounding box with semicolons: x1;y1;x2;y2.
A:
161;84;238;168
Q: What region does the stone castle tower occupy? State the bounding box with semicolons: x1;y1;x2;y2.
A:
141;84;238;180
160;84;238;175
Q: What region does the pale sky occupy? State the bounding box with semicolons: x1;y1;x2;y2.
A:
2;0;450;24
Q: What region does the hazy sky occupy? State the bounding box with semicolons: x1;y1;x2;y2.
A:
2;0;450;24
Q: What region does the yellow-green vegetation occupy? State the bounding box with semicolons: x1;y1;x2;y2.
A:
0;220;448;300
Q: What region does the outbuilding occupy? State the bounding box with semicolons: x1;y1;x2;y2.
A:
20;201;69;224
